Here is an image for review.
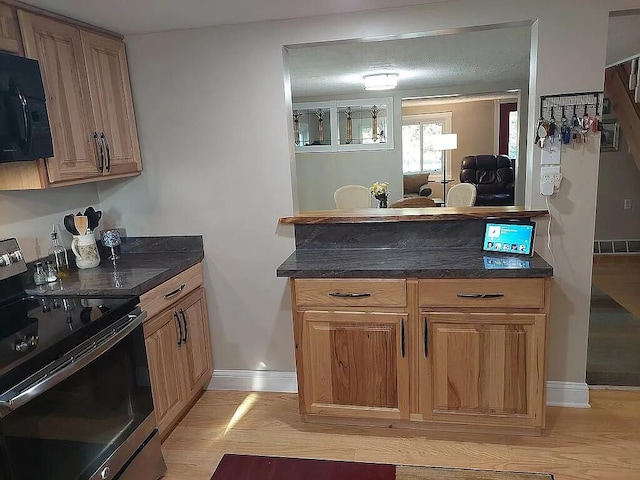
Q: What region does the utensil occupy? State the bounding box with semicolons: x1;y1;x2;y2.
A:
63;214;79;235
83;207;102;231
74;216;89;235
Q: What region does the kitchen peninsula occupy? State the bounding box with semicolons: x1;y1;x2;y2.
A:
277;207;553;436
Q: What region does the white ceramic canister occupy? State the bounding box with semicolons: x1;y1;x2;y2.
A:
71;232;101;269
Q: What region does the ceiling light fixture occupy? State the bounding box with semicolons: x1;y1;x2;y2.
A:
364;73;398;91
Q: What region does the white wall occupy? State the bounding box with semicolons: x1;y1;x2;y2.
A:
595;132;640;239
297;150;402;210
0;184;100;261
97;0;640;383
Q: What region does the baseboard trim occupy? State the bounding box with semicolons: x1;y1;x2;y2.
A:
546;381;590;408
208;369;298;393
209;371;591;408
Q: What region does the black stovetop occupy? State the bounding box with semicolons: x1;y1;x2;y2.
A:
0;293;139;394
0;237;140;394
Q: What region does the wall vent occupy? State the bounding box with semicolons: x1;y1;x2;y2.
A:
594;239;640;254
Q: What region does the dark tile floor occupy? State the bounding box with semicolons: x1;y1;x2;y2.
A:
587;285;640;386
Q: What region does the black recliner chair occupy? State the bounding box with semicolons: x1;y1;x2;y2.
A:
459;155;515;206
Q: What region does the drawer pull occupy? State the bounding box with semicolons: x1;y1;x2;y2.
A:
328;292;371;298
165;284;186;299
401;319;405;358
456;293;505;299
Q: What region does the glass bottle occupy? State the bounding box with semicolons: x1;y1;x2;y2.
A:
49;225;70;278
33;262;46;285
44;260;58;283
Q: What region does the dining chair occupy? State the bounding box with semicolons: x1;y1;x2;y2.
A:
390;197;436;208
445;183;477;207
334;185;371;209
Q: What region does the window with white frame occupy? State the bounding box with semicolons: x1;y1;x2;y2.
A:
402;112;452;177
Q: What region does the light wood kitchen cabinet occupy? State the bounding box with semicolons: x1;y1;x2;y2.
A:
300;310;409;420
0;7;142;190
81;30;141;175
144;306;189;436
0;4;22;54
421;312;546;428
290;277;550;435
178;288;213;398
142;267;213;440
18;11;101;183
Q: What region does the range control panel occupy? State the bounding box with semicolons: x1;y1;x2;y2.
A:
0;238;27;281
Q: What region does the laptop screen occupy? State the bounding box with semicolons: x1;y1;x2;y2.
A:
482;222;535;256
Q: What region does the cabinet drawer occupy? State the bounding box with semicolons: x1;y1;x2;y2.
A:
294;279;406;308
141;263;203;319
419;278;545;309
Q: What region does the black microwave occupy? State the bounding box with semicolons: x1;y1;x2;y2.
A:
0;52;53;163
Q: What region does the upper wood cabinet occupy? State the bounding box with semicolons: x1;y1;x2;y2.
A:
18;11;101;183
0;8;142;190
81;31;141;175
0;4;22;54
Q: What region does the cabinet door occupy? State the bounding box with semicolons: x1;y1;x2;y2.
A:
81;31;142;176
18;11;100;183
421;312;546;428
144;308;188;437
0;5;22;54
300;310;409;420
177;288;213;398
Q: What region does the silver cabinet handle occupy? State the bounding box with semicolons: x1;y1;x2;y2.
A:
0;310;146;417
456;293;505;299
165;284;186;299
328;292;371;298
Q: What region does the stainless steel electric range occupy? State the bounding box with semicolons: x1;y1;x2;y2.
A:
0;238;166;480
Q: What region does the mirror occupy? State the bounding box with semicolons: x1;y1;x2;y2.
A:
286;24;532;211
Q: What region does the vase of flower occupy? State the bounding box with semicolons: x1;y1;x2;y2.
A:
370;181;389;208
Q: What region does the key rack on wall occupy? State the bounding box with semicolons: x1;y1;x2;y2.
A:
534;91;606;148
539;91;605;121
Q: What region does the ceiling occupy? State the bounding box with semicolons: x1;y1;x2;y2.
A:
288;26;532;98
607;13;640;66
20;1;639;97
21;0;450;35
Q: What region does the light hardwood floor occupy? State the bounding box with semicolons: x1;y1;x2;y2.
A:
592;255;640;318
161;390;640;480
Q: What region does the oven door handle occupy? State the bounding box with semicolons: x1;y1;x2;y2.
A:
0;310;146;418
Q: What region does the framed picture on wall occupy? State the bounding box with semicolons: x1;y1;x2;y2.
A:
602;97;612;115
601;121;620;152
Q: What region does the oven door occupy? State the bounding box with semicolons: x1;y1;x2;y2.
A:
0;309;160;480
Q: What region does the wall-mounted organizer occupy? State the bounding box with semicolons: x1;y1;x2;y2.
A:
535;91;605;149
293;97;394;153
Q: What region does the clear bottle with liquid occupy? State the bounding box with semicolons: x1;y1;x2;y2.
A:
49;225;70;278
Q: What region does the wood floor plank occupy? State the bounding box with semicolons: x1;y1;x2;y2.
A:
161;390;640;480
592;255;640;318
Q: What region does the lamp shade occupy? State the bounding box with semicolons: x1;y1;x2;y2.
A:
428;133;458;151
364;73;398;90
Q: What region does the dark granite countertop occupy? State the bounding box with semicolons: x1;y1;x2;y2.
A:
24;236;204;297
276;248;553;279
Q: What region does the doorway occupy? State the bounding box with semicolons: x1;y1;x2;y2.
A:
587;11;640;387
